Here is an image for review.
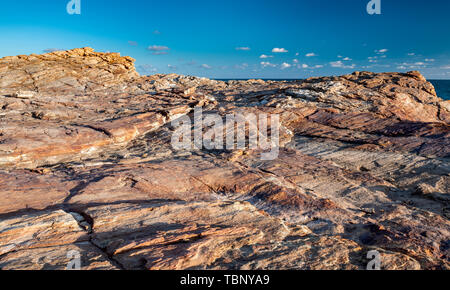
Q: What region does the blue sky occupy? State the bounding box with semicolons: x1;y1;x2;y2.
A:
0;0;449;79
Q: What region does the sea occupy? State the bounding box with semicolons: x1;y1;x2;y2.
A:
216;79;450;101
430;80;450;100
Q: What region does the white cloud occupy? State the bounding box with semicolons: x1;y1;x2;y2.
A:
147;45;170;55
425;59;435;62
235;47;251;51
298;64;323;69
295;52;300;56
342;57;352;61
148;45;169;51
305;53;317;57
272;48;288;53
330;61;355;69
441;65;450;69
330;61;343;67
167;64;177;70
260;54;273;59
261;62;276;68
407;53;415;56
234;63;249;70
201;64;212;69
280;63;292;69
368;56;378;63
293;59;299;63
396;62;427;69
375;49;388;54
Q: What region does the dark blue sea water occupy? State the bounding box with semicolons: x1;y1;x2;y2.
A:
216;79;450;101
430;80;450;100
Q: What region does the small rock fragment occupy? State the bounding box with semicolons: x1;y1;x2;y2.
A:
12;90;36;99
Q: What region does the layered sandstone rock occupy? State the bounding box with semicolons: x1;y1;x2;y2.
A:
0;48;448;270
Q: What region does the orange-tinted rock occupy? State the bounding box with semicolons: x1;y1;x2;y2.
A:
0;49;448;270
0;170;75;215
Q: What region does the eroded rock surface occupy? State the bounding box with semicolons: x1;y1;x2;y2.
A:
0;48;448;270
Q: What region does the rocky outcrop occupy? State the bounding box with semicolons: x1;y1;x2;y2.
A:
0;48;448;270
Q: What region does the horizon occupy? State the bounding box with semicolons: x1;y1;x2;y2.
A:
1;0;449;80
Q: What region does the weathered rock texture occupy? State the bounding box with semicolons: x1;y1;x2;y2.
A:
0;48;449;270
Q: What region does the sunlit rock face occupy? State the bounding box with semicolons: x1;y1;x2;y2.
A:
0;48;448;270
